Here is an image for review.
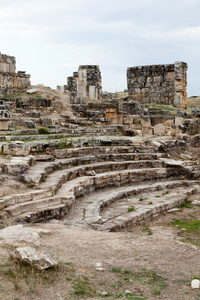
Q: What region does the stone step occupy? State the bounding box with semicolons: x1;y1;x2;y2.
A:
0;189;53;210
93;187;197;232
5;196;62;217
1;155;35;175
63;183;198;231
42;166;170;195
2;167;171;220
54;146;160;158
21;156;163;186
1;166;170;214
18;203;69;223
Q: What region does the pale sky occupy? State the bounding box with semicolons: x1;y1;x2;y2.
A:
1;0;200;95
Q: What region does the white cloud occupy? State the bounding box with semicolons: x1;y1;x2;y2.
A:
0;0;200;94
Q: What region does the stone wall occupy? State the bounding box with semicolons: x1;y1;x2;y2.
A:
66;65;102;101
127;62;187;108
0;52;31;89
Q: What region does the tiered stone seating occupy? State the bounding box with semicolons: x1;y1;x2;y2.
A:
0;138;199;230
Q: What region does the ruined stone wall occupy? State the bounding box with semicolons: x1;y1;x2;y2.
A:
0;52;31;89
77;65;102;100
127;62;187;108
67;76;77;93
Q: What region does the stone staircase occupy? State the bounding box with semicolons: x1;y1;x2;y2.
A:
0;139;199;230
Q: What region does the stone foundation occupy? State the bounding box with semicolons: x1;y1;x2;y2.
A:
127;62;187;108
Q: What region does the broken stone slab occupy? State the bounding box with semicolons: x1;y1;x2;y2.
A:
35;155;55;162
26;88;40;94
153;124;165;135
85;170;96;176
159;158;187;167
15;246;58;270
0;225;40;247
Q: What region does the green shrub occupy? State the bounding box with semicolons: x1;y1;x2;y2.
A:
38;127;50;135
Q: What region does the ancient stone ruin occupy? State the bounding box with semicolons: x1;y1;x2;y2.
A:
0;55;199;234
127;61;187;108
66;65;102;101
0;52;31;91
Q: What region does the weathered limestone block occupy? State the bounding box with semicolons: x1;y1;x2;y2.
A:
0;119;14;130
163;119;174;127
123;116;134;125
175;117;184;126
153;123;165;135
3;142;30;156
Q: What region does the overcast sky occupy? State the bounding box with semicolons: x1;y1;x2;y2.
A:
1;0;200;95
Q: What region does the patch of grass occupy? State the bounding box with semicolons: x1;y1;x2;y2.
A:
162;190;170;195
126;295;147;300
71;277;95;296
171;219;200;233
142;226;153;235
66;277;72;281
111;281;123;288
148;201;153;205
112;267;123;273
38;127;50;134
64;262;72;266
155;195;161;198
128;206;135;212
115;293;124;298
139;197;148;201
178;200;193;209
151;288;160;295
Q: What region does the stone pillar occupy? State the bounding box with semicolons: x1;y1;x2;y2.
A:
174;61;187;108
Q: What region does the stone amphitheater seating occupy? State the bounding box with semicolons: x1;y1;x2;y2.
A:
1;137;199;231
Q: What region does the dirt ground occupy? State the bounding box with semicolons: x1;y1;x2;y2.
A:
1;201;200;300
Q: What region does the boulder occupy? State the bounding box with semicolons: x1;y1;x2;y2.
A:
15;247;58;270
0;225;40;247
